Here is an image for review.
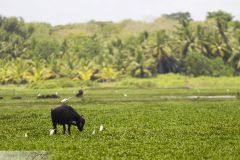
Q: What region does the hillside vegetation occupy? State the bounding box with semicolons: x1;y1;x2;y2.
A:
0;11;240;84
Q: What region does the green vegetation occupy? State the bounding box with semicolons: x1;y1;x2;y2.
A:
0;86;240;159
1;10;240;159
1;11;240;85
23;74;240;92
115;74;240;89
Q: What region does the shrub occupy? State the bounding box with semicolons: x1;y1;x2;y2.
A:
119;79;157;88
184;53;234;77
28;78;98;89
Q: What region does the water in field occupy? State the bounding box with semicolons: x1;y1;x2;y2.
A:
161;95;236;99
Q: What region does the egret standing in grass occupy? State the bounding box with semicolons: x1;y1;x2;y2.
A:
99;124;104;132
92;127;96;135
50;129;55;136
24;133;28;138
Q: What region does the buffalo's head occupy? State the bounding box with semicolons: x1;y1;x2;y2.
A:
76;116;85;132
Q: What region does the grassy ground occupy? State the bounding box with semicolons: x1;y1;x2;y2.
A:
115;74;240;89
26;74;240;90
0;86;240;159
1;75;240;159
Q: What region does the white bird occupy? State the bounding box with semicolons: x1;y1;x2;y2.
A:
24;133;28;138
124;93;128;97
99;124;104;132
92;127;96;135
50;129;55;135
61;97;71;104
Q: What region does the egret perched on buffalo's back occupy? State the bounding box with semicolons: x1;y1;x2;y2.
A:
61;97;71;104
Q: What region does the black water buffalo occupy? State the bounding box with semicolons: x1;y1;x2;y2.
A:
76;89;84;97
51;104;85;135
11;96;22;99
37;94;59;99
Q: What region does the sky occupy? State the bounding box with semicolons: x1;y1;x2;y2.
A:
0;0;239;25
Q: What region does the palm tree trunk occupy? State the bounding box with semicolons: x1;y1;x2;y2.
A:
217;21;232;62
140;66;145;78
182;41;191;58
157;59;165;74
203;43;213;57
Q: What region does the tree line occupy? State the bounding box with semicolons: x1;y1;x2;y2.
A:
0;11;240;84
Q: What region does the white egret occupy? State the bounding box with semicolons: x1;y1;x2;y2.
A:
99;124;104;132
24;133;28;137
92;127;96;135
61;97;71;104
50;129;55;135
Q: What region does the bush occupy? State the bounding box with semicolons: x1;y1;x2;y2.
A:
119;79;157;88
184;53;234;77
211;58;234;76
28;78;98;89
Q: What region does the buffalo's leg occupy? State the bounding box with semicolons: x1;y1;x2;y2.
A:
53;123;57;134
63;124;66;134
68;124;71;135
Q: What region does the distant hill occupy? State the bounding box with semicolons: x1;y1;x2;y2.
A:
50;17;179;42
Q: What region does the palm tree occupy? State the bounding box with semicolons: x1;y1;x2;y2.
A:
58;52;80;78
75;59;96;81
127;46;156;78
110;38;126;70
151;30;177;73
195;25;215;58
228;50;240;74
175;19;195;58
207;11;233;62
26;60;45;82
97;67;119;82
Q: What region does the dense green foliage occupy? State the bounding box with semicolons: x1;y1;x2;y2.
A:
0;87;240;159
1;11;240;84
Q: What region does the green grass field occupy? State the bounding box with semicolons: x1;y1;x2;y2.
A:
1;76;240;159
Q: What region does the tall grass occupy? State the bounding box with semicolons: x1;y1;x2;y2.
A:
115;74;240;89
